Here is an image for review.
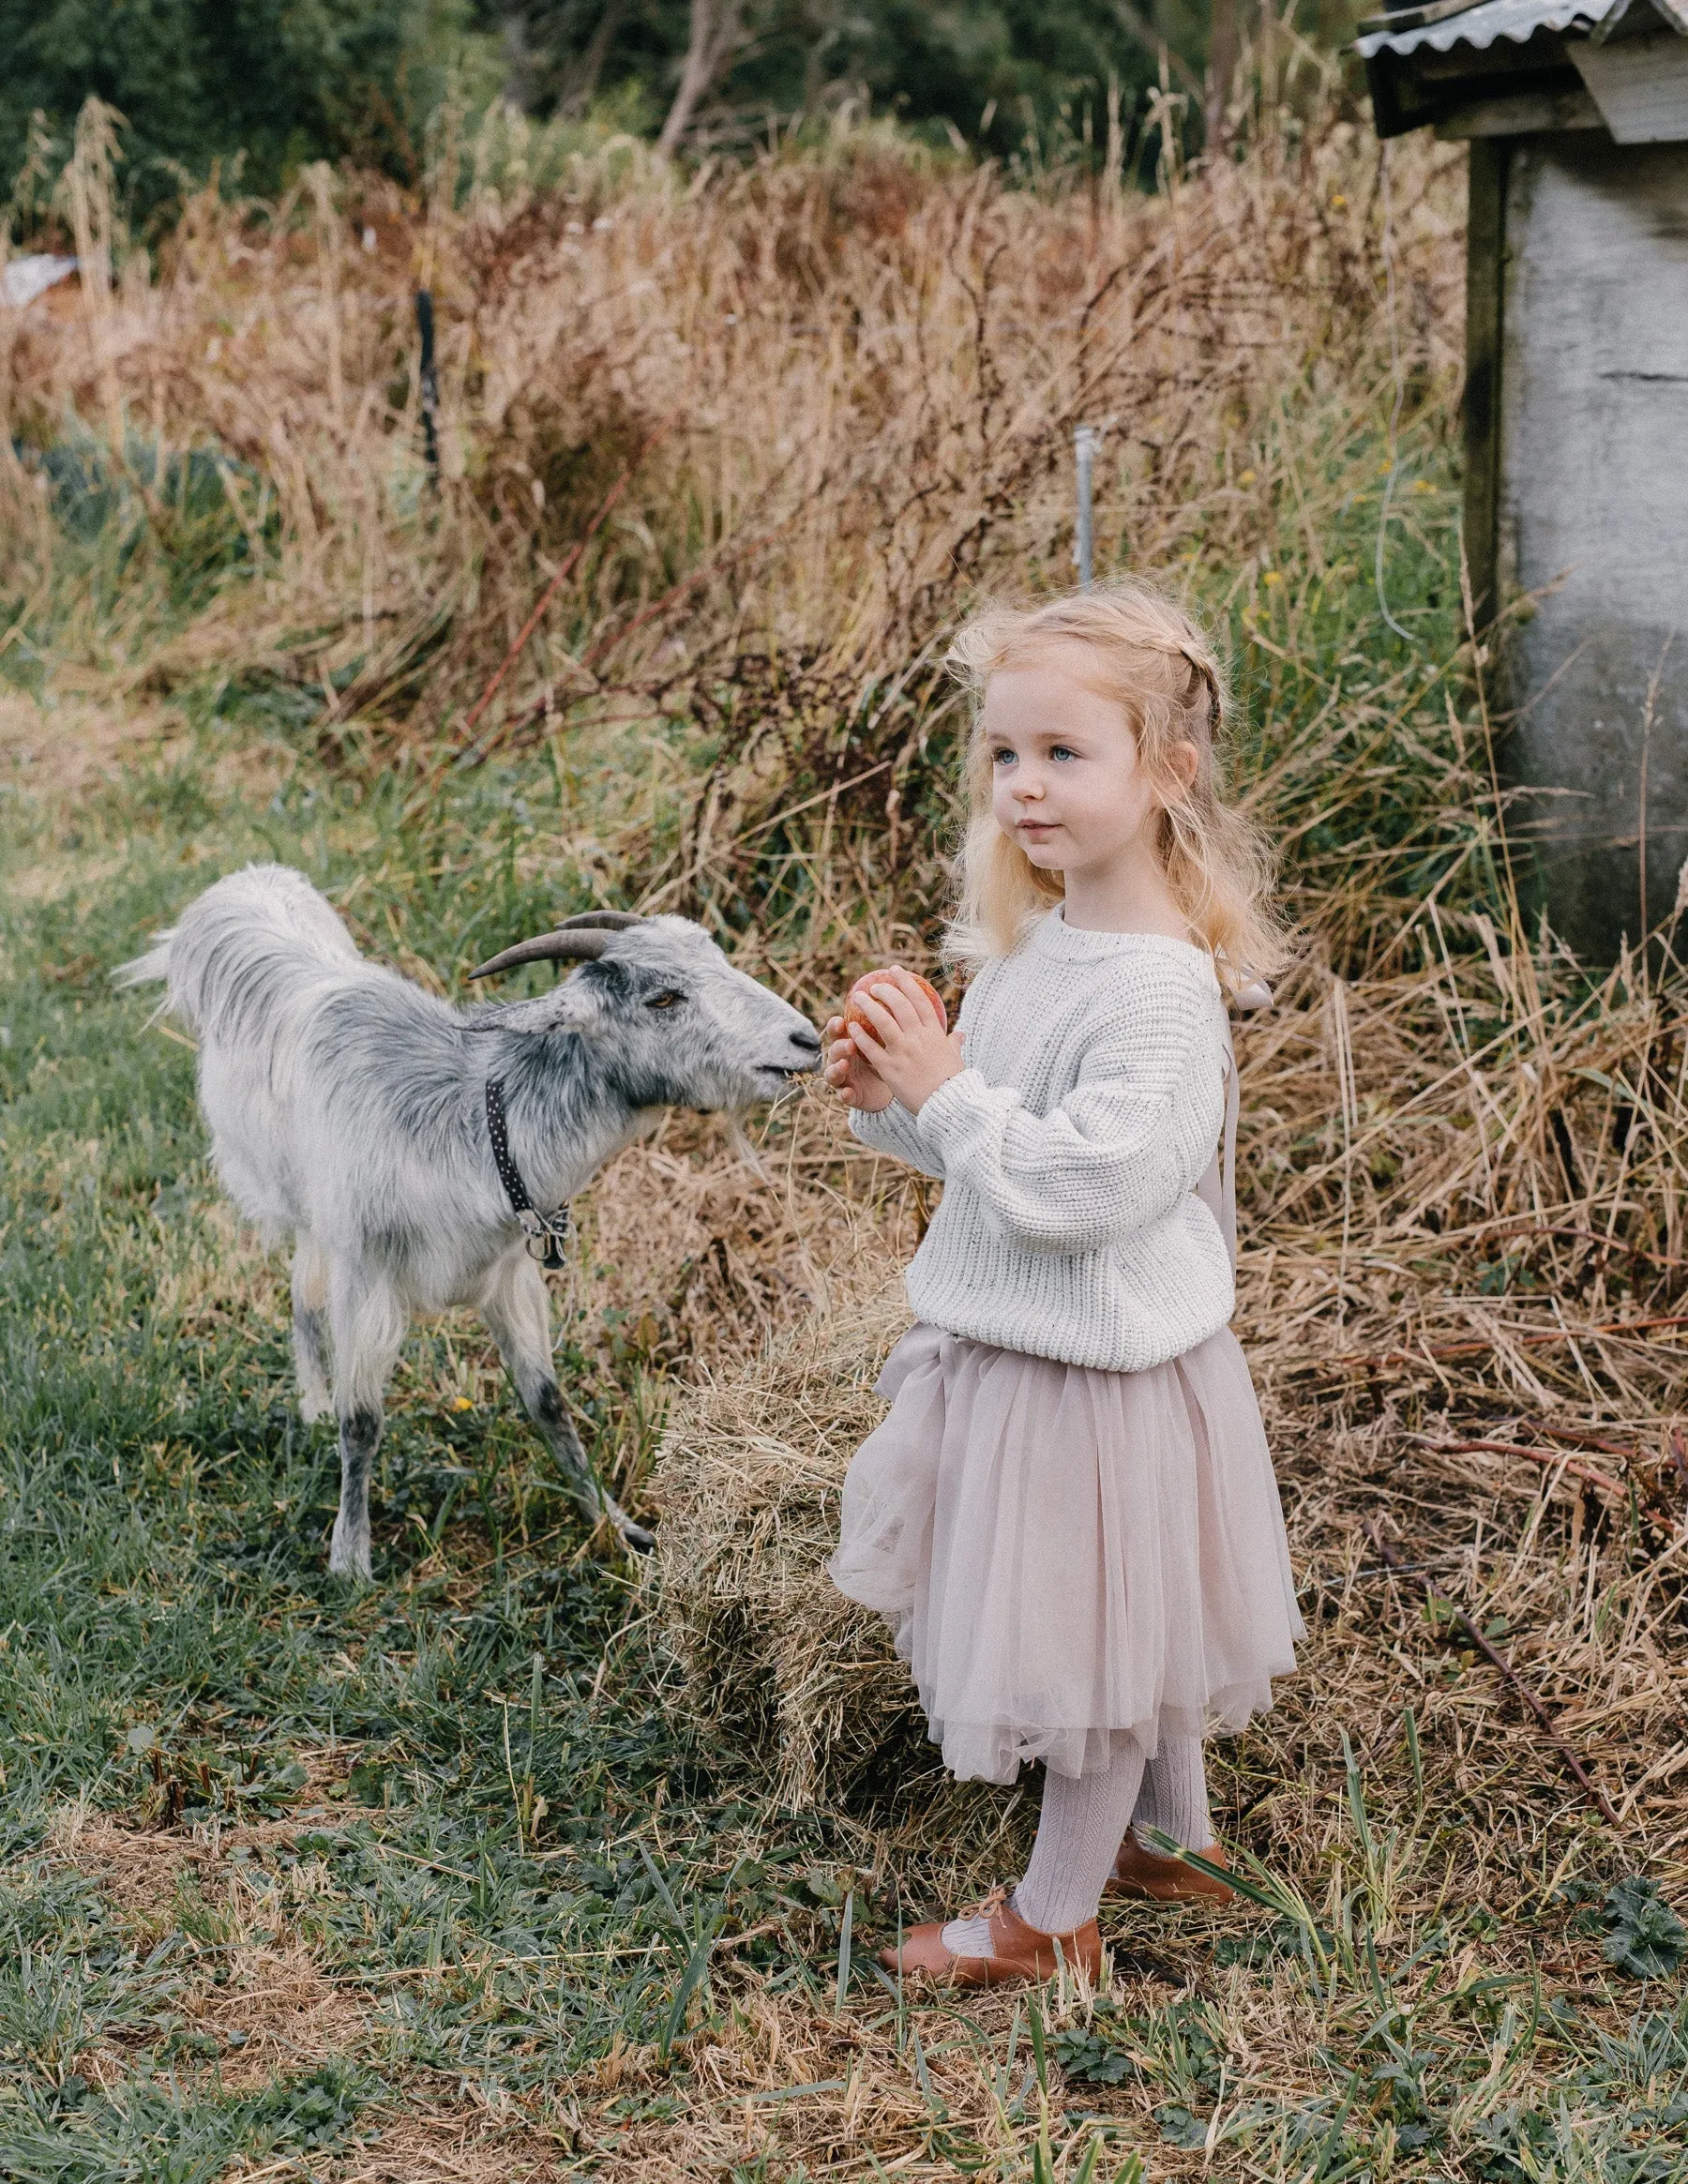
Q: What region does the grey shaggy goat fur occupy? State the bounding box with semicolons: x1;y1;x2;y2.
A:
120;864;821;1575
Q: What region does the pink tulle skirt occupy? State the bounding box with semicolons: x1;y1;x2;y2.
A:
827;1323;1304;1785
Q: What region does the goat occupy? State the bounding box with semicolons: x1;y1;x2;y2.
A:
119;865;821;1576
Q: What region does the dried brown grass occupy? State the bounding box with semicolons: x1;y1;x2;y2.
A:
337;2107;573;2183
650;928;1688;1839
6;105;1453;681
3;100;1464;978
16;89;1688;2184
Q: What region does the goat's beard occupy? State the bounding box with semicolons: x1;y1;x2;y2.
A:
725;1109;774;1184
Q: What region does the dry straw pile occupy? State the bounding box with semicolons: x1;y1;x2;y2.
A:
652;1240;918;1812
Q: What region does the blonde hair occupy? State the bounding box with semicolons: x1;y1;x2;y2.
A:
942;578;1288;988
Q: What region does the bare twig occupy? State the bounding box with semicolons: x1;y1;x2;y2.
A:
1315;1313;1688;1384
1537;1422;1639;1459
1364;1521;1620;1827
1403;1433;1625;1500
1479;1220;1688;1276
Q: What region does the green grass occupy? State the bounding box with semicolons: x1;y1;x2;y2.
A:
6;390;1688;2181
0;731;865;2176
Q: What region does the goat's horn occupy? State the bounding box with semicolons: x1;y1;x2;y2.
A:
556;911;642;931
469;929;615;978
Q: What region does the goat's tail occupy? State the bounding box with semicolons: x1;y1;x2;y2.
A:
113;864;358;1042
114;933;174;990
113;932;177;1030
116;921;208;1037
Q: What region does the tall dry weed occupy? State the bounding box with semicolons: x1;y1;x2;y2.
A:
4;109;1462;956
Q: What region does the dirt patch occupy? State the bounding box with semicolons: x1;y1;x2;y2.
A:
338;2106;574;2184
188;1940;373;2089
51;1805;225;1918
49;1783;379;2096
0;690;171;852
46;1748;361;1915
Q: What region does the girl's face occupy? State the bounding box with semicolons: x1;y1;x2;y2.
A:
981;646;1191;881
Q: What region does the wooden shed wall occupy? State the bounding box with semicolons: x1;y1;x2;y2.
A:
1488;134;1688;962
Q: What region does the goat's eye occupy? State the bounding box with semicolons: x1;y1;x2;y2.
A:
646;990;685;1010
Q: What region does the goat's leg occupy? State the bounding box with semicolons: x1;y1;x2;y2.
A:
481;1252;654;1555
291;1235;333;1423
326;1267;407;1581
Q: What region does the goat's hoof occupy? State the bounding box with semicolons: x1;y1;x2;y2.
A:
580;1490;655;1556
327;1529;373;1583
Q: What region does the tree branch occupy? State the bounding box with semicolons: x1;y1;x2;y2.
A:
1108;0;1203;98
656;0;748;158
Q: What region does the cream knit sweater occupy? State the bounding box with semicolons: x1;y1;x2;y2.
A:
850;910;1233;1373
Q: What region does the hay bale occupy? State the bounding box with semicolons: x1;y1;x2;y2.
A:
651;1248;938;1812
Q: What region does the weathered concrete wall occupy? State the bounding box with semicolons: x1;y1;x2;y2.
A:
1498;134;1688;962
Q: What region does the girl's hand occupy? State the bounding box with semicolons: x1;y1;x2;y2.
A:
822;1016;895;1111
844;968;965;1114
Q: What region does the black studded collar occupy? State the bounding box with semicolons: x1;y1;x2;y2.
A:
484;1077;570;1270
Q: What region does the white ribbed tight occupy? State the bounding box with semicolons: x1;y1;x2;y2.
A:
1132;1736;1213;1854
940;1737;1215;1958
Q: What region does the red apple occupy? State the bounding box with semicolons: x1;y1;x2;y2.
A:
842;967;948;1037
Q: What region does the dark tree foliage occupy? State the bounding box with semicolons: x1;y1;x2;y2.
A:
0;0;481;216
491;0;1219;158
2;0;1355;227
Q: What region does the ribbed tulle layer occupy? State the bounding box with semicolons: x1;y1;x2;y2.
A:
828;1323;1304;1785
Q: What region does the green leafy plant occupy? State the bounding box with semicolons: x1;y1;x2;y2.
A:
1155;2101;1211;2147
1214;1916;1333;1970
1604;1880;1688;1981
1467;2103;1556;2182
1052;2022;1138;2089
247;2062;370;2152
1369;2042;1444;2152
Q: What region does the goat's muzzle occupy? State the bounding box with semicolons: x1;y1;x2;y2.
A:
775;1026;824;1079
469;910;642;980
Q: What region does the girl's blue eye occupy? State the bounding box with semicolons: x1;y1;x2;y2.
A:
1050;745;1078;761
990;747;1016;766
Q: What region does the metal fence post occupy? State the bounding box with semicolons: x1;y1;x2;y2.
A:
1074;424;1099;589
416;291;441;481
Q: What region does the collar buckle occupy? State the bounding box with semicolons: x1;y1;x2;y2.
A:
517;1206;571;1269
487;1076;571;1273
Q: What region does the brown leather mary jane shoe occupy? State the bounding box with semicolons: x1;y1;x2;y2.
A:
878;1885;1102;1989
1106;1830;1236;1905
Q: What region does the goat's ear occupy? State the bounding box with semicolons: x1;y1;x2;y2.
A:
481;974;599;1036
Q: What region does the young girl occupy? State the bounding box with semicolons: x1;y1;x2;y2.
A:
822;579;1303;1988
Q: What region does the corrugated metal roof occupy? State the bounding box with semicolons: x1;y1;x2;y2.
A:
1356;0;1618;56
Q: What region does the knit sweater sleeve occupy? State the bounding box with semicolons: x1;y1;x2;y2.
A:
912;975;1219;1252
849;1098;947;1178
